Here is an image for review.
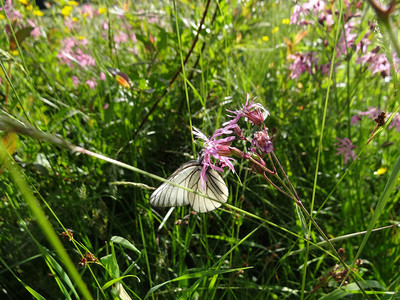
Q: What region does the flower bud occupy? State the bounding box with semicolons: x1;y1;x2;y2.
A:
244;108;267;126
216;144;232;157
233;125;246;140
249;152;267;175
230;147;246;158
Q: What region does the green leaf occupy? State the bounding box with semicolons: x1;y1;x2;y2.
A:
110;236;141;255
46;254;79;299
100;253;120;278
10;27;34;51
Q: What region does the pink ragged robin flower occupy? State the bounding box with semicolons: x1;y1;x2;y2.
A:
114;31;129;46
251;129;274;154
388;112;400;132
72;76;79;86
225;93;270;127
27;19;41;39
334;137;357;164
350;115;362;125
193;127;237;190
193;93;272;189
85;79;97;90
288;52;319;80
358;107;382;120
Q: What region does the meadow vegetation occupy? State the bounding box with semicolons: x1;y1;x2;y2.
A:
1;0;400;299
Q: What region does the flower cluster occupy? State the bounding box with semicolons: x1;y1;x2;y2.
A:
194;94;274;190
288;52;319;80
351;107;400;132
54;3;141;90
1;0;43;40
334;137;357;164
288;0;400;79
57;37;96;69
290;0;329;26
335;106;400;164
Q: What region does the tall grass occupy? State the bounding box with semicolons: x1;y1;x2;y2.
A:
1;0;399;299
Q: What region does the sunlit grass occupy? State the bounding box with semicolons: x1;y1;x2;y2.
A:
1;0;400;299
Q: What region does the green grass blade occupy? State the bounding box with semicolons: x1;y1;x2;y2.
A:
102;275;140;290
0;257;46;300
352;153;400;265
1;147;93;300
145;267;252;299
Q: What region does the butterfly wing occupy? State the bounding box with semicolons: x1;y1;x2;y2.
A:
188;168;229;213
150;161;200;208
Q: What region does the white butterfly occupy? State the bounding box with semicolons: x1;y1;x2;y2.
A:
150;158;229;213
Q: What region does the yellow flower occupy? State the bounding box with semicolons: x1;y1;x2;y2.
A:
77;36;85;40
68;1;78;6
12;50;19;56
34;9;44;16
26;4;33;11
272;27;279;34
374;167;387;176
61;5;73;17
98;7;107;14
282;18;290;25
0;14;5;20
262;36;269;42
72;17;78;22
18;0;29;5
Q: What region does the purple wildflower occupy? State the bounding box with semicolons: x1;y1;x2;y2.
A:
355;52;399;77
321;62;331;75
72;76;79;86
57;37;96;69
290;0;327;26
337;21;358;56
354;108;400;131
0;0;23;24
225;93;270;127
193;127;236;190
355;31;372;54
251;130;274;153
290;4;302;25
80;4;98;19
114;31;129;46
388;113;400;132
64;18;76;30
358;107;382;120
27;19;41;39
85;79;97;90
192;94;273;189
130;33;137;43
289;52;319;80
350;115;361;125
334;137;357;164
